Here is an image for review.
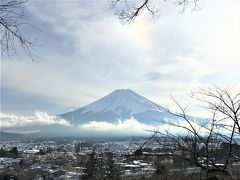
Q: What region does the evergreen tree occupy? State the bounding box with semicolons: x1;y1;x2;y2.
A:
84;149;98;180
9;147;18;157
104;152;121;180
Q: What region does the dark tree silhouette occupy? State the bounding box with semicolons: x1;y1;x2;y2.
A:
83;149;121;180
104;152;121;180
84;149;98;180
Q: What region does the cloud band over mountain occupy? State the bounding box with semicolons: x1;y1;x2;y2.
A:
0;111;71;128
79;117;154;131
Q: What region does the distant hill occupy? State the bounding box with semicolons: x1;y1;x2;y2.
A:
0;131;24;141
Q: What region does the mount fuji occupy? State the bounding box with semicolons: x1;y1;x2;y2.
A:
60;89;176;126
2;89;197;138
1;89;202;137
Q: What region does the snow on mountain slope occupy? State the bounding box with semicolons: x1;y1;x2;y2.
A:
60;89;165;124
83;89;160;114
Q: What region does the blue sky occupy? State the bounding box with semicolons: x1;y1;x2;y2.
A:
1;0;240;120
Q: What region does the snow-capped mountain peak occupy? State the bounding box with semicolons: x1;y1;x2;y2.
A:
82;89;159;115
60;89;164;124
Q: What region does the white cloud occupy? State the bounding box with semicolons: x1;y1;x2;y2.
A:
80;117;155;131
79;117;208;135
0;111;71;127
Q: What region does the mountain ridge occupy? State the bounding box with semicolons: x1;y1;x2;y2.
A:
60;89;171;125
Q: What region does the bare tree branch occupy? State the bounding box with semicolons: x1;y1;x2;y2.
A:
0;0;37;60
134;85;240;179
111;0;201;23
